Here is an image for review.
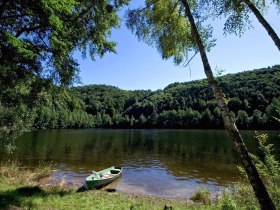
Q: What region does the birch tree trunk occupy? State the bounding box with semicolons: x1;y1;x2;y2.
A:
181;0;276;209
244;0;280;52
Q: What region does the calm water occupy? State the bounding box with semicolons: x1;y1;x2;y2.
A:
1;129;279;199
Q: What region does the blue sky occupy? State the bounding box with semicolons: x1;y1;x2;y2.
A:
75;3;280;91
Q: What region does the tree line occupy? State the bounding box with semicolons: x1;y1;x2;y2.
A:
32;65;280;130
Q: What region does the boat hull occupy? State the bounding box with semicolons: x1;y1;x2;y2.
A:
86;166;122;189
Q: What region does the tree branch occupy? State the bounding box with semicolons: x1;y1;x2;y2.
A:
35;31;52;53
15;25;42;38
183;51;198;67
74;4;97;22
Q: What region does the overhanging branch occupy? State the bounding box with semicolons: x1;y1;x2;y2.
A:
15;25;42;38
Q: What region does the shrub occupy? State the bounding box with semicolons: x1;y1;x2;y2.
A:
218;193;237;210
190;188;211;204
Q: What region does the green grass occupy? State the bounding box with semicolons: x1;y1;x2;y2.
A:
0;184;213;210
0;162;214;210
1;162;280;210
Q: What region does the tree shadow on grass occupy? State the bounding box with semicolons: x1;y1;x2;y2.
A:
0;186;70;209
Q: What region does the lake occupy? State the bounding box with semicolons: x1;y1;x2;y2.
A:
1;129;279;199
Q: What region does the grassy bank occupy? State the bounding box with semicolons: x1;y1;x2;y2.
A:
0;162;205;210
0;162;279;210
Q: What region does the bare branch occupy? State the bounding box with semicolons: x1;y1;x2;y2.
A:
183;51;198;67
35;31;52;53
15;25;42;38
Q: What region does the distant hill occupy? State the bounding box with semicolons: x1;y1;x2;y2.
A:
34;65;280;129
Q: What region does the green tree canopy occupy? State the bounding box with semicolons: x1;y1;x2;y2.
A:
0;0;129;86
126;0;215;65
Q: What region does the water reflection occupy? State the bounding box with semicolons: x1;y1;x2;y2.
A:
1;129;279;198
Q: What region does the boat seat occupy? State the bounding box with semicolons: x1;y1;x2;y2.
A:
101;174;115;179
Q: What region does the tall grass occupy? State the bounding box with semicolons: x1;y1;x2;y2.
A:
0;161;50;185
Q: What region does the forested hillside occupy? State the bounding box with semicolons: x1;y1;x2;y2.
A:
34;66;280;130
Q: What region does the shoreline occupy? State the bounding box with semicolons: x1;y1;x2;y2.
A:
47;167;227;201
0;162;277;209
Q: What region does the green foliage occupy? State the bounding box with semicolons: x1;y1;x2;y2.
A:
1;66;280;140
190;188;211;204
73;65;280;129
126;0;192;64
208;0;252;36
235;130;280;208
237;132;280;184
0;104;35;153
266;99;280;126
214;65;226;77
236;110;250;128
15;65;280;130
0;0;129;85
203;0;271;36
33;87;95;129
219;184;260;209
126;0;215;65
218;193;237;210
251;132;280;185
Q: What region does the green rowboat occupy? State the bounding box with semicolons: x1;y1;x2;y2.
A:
86;166;122;189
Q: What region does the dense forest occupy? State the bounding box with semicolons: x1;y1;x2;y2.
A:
33;65;280;130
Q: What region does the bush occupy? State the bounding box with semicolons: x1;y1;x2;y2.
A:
223;130;280;209
218;193;237;210
190;188;211;204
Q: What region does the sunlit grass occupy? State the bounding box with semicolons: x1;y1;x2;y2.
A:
0;162;207;209
0;184;204;210
0;161;50;183
1;162;279;210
